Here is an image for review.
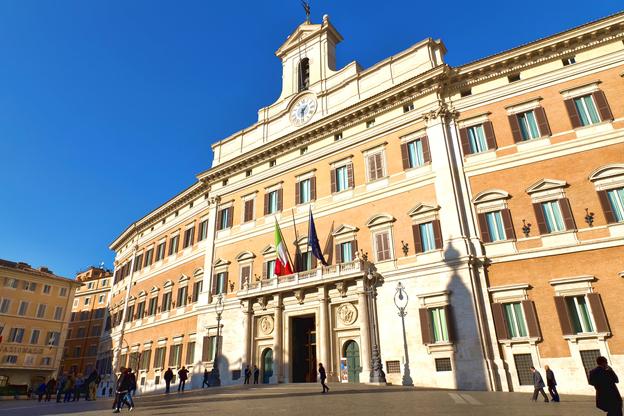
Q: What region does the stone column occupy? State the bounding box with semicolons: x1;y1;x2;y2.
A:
200;196;220;305
241;300;252;369
318;286;330;378
357;289;371;378
273;294;283;383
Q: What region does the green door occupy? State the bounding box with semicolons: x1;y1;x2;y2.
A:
344;340;360;383
262;348;273;383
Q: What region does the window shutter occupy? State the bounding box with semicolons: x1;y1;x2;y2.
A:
217;210;223;231
491;303;510;340
412;224;423;253
432;220;443;249
211;275;218;296
592;90;613;122
534;107;551;137
277;189;283;212
347;163;354;188
311;254;317;269
459;127;471;155
501;208;516;240
264;193;269;215
564;99;582;129
597;190;616;224
351;239;358;258
375;233;383;261
295;181;301;205
421;136;431;163
419;308;433;345
483;121;498;150
559;198;576;230
262;262;267;279
508;114;522;143
330;169;337;193
477;213;491;243
334;244;342;264
521;300;541;338
367;155;375;181
532;203;548;235
443;305;454;342
400;143;410;169
554;296;574;336
310;177;317;201
587;293;610;333
244;199;253;222
228;207;234;228
375;153;384;179
202;336;211;362
223;272;229;294
168;348;175;367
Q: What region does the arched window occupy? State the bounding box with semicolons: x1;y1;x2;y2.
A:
298;58;310;92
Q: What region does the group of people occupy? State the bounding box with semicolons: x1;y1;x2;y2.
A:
243;365;261;384
530;356;622;416
32;370;101;404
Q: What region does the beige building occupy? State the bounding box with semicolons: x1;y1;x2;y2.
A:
108;12;624;394
0;259;80;389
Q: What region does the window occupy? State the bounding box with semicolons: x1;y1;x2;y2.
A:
573;95;601;126
299;251;313;271
246;169;252;177
192;280;203;303
18;301;28;316
214;273;227;294
134;254;143;271
503;302;528;338
605;188;624;222
366;119;375;128
264;261;276;279
297;178;312;204
98;294;105;304
517;110;540;141
198;219;209;240
169;344;183;367
339;241;353;263
218;207;233;230
580;349;601;380
177;286;188;307
101;279;108;287
222;179;228;186
435;358;452;372
566;295;595;333
0;298;10;313
43;284;51;294
168;235;180;256
485;211;507;242
460;88;472;97
54;306;63;320
140;350;151;371
77;327;86;338
386;360;401;373
162;292;172;312
148;297;158;316
202;336;218;362
186;341;195;364
419;222;437;252
87;282;94;290
562;56;576;66
59;287;68;297
80;310;89;320
87;344;97;356
298;58;309;91
144;248;154;266
269;159;276;168
335;166;349;192
374;231;392;262
126;305;135;322
154;347;166;369
36;304;47;318
90;325;101;337
429;307;449;343
156;241;166;261
136;301;146;319
403;103;414;113
513;353;534;385
4;278;18;288
30;329;40;345
508;73;520;82
8;328;25;343
334;132;343;141
300;146;308;155
3;355;17;364
95;308;105;318
404;138;426;168
84;297;90;306
23;281;37;292
183;226;195;249
541;201;566;233
266;190;280;215
366;152;385;181
460;122;496;155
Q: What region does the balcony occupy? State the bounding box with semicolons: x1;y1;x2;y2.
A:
236;259;365;298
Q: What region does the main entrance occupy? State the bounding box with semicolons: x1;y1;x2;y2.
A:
261;348;273;384
343;340;360;383
291;315;317;382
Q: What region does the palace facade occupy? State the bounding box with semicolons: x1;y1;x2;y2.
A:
108;12;624;394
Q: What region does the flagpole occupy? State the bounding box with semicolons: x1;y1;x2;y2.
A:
291;209;300;273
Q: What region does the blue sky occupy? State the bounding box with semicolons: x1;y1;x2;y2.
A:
0;1;621;278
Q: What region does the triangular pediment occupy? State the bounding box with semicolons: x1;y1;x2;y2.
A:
193;268;204;277
163;280;174;288
526;179;567;194
473;189;510;204
276;22;324;57
213;258;231;268
150;286;159;293
332;224;359;237
589;164;624;181
137;290;147;298
407;203;439;217
179;274;190;283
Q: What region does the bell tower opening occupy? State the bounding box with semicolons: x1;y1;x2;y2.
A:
298;58;310;92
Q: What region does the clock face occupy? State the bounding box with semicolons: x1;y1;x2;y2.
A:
289;95;317;126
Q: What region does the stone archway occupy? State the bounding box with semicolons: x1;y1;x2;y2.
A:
261;348;273;384
343;340;360;383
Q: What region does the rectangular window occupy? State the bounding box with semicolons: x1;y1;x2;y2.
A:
77;327;86;338
218;208;231;230
43;284;51;294
566;295;595;334
140;350;151;371
513;353;534;386
59;287;68;297
126;305;135;322
366;152;385;181
134;254;143;271
574;95;601;126
156;242;166;261
407;139;425;167
198;219;209;241
4;278;18;288
340;242;353;263
419;222;436;252
54;306;63;320
162;292;172;312
183;227;195;248
517;110;540;140
36;304;47;318
0;298;10;313
144;248;154;266
466;125;488;153
177;286;188;307
192;280;203;302
336;166;349;192
95;308;105;318
265;260;276;279
403;103;414;113
3;355;18;364
98;294;105;304
503;302;528;338
215;274;227;294
299;179;311;204
267;190;279;214
148;297;158;316
435;358;452;372
8;328;25;343
300;251;313;271
30;329;40;345
90;325;101;337
154;347;166;369
168;235;179;256
429;307;449;343
243;199;255;222
541;201;566;233
580;349;601;380
84;297;90;306
366;119;375;128
374;231;392;261
205;336;218;362
186;342;195;365
607;188;624;222
562;56;576;66
334;132;343;141
386;360;401;373
23;281;37;292
136;301;146;319
169;344;183;367
18;301;28;316
485;211;507;242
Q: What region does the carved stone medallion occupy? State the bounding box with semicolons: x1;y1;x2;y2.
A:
336;303;358;326
259;315;275;335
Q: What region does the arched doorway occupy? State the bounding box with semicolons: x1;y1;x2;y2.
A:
343;340;360;383
261;348;273;384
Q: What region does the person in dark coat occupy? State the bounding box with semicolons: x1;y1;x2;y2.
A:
244;365;251;384
164;368;174;393
45;378;56;402
589;356;622;416
202;369;210;388
530;367;549;402
113;369;133;413
544;365;560;402
253;365;259;384
56;375;66;403
36;381;46;402
318;363;329;393
178;366;189;392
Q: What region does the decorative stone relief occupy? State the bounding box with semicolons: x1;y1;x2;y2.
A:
258;315;274;335
336;303;358;326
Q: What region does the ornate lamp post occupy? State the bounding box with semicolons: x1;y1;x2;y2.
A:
364;260;386;384
394;282;413;386
211;294;225;386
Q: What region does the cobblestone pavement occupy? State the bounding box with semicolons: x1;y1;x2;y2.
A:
0;383;602;416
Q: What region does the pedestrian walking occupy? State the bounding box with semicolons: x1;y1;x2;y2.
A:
589;356;623;416
164;368;174;393
202;369;210;388
253;365;260;384
318;363;329;393
63;375;74;402
244;365;251;384
56;375;66;403
73;375;83;401
113;368;134;413
45;378;56;402
36;381;46;402
86;369;100;401
128;371;137;398
545;365;560;402
178;366;189;392
530;367;549;402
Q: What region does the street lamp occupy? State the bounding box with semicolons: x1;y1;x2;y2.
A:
364;261;386;384
394;282;413;386
211;293;225;387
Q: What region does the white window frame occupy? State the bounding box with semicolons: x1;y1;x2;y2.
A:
362;144;387;183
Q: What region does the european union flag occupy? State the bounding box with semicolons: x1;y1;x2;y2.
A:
308;208;328;266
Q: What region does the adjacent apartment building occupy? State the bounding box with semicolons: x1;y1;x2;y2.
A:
62;266;112;377
108;12;624;395
0;259;80;387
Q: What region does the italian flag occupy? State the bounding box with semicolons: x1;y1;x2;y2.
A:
274;220;293;276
